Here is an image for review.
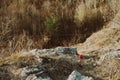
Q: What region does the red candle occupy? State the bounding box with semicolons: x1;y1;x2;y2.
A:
78;54;83;59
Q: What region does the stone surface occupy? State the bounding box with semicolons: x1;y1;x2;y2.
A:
26;74;52;80
98;50;120;64
21;47;77;56
21;65;52;80
55;47;77;54
67;70;94;80
21;65;46;77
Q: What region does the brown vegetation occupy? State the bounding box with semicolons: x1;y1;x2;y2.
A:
0;0;120;80
0;0;109;54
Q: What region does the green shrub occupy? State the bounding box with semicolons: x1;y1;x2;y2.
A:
44;13;60;36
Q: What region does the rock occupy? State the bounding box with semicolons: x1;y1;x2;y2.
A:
67;70;81;80
21;47;77;56
29;49;41;55
26;74;52;80
21;65;46;77
55;47;77;55
21;65;52;80
98;51;120;64
67;70;94;80
26;74;37;80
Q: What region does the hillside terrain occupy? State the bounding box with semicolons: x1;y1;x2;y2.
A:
0;0;120;80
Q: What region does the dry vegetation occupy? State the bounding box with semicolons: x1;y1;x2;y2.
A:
0;0;108;54
0;0;120;80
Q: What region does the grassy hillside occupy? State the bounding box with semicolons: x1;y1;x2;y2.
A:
1;0;117;52
0;0;120;57
0;0;120;80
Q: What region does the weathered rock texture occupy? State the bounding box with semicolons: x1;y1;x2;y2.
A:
67;70;94;80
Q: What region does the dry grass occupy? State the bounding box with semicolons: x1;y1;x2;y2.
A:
0;52;21;66
97;59;120;80
0;1;120;80
0;0;112;51
1;0;119;50
0;0;119;68
0;51;39;67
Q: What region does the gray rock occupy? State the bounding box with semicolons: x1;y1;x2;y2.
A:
35;77;52;80
21;47;77;56
21;65;52;80
67;70;82;80
21;65;46;77
67;70;94;80
26;74;52;80
55;47;77;54
26;74;37;80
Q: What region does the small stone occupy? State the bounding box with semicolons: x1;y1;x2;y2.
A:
67;70;94;80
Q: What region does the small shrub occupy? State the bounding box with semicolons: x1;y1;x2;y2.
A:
44;13;60;36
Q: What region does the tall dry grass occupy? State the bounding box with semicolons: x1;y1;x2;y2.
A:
0;0;120;55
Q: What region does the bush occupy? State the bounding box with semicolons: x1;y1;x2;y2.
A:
44;13;60;36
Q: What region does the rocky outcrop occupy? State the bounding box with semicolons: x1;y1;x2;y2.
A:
19;47;80;80
21;67;94;80
21;47;77;57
